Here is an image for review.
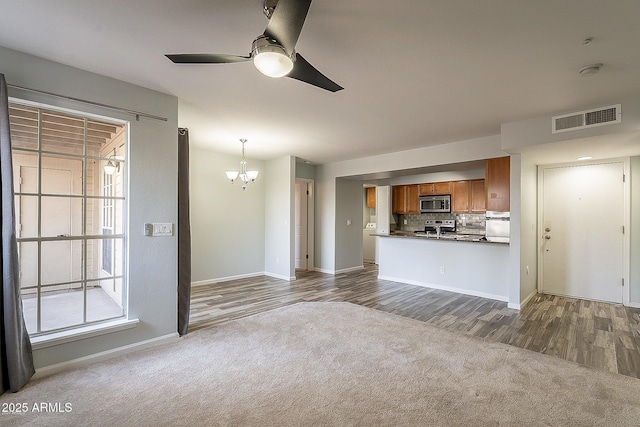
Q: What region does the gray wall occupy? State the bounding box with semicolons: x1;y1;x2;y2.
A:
507;154;540;308
264;155;295;280
631;156;640;304
0;45;179;368
295;161;316;180
335;178;364;271
190;147;265;282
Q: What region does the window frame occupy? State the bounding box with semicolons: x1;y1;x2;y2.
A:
9;98;130;337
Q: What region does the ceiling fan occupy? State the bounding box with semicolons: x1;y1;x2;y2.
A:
166;0;343;92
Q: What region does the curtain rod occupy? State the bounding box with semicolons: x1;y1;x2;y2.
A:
7;83;168;122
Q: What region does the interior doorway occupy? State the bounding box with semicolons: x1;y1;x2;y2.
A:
295;179;314;271
538;160;627;304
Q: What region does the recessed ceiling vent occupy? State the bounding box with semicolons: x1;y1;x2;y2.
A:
552;104;621;134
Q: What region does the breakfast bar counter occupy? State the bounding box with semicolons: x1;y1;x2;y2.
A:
375;232;510;302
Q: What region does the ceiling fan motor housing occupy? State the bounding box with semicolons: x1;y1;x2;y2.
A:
263;0;278;19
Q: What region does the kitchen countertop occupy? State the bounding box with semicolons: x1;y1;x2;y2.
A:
374;230;509;244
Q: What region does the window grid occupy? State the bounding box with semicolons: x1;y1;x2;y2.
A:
11;101;127;336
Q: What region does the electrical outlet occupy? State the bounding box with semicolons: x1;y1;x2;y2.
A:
152;223;173;236
440;267;445;274
403;219;407;225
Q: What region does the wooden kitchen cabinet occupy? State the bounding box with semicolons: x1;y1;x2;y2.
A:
470;179;486;212
392;185;419;214
419;181;452;195
452;179;486;213
366;187;376;208
485;156;510;212
451;181;469;213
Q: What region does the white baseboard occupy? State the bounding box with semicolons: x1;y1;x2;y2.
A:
378;275;508;303
508;289;537;310
192;271;264;287
33;332;179;380
335;265;365;274
312;265;365;275
628;301;640;309
265;272;295;281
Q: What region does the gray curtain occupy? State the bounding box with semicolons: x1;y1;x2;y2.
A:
0;73;35;394
177;128;191;336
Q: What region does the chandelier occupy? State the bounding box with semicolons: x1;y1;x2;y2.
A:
225;139;259;190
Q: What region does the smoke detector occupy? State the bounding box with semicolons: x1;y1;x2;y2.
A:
579;63;603;76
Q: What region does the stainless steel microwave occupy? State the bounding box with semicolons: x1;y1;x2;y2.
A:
419;194;451;213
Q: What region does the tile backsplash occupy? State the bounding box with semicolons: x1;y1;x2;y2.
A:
396;212;486;234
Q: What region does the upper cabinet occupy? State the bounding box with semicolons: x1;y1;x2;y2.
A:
485;156;510;212
392;184;419;214
451;181;470;213
470;179;486;213
366;187;376;208
419;181;452;195
452;179;486;213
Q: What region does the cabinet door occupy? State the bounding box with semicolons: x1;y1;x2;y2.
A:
470;179;486;212
406;184;419;213
486;157;510;212
451;181;469;213
433;181;452;195
392;186;405;214
366;187;376;208
419;183;434;195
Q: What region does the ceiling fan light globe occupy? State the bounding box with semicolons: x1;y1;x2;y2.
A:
254;51;294;77
252;36;294;77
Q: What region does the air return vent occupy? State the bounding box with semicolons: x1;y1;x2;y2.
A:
552;104;621;134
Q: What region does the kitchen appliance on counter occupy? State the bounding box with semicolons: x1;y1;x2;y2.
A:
419;194;451;213
485;211;510;243
417;219;456;236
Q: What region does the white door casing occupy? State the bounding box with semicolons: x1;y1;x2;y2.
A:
539;161;626;304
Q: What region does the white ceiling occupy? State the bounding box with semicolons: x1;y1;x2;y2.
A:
1;0;640;164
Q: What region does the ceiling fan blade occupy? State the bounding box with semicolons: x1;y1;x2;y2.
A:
165;54;251;64
263;0;312;54
286;54;343;92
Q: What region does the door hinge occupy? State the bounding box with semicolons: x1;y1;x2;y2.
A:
622;174;626;183
306;190;309;195
306;254;309;259
622;225;625;234
19;176;22;185
622;278;625;287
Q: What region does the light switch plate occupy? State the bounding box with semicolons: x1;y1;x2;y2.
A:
152;223;173;236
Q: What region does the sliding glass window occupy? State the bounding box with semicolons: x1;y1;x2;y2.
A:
9;101;128;335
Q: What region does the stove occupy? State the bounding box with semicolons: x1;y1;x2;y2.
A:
423;219;456;234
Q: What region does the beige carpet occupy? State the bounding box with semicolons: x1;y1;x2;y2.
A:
2;302;639;426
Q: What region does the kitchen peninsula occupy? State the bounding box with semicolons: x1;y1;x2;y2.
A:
376;233;510;302
374;156;511;303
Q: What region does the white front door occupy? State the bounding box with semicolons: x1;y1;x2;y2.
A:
295;181;308;270
540;161;625;303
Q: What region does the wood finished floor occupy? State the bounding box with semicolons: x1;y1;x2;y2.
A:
189;263;640;379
